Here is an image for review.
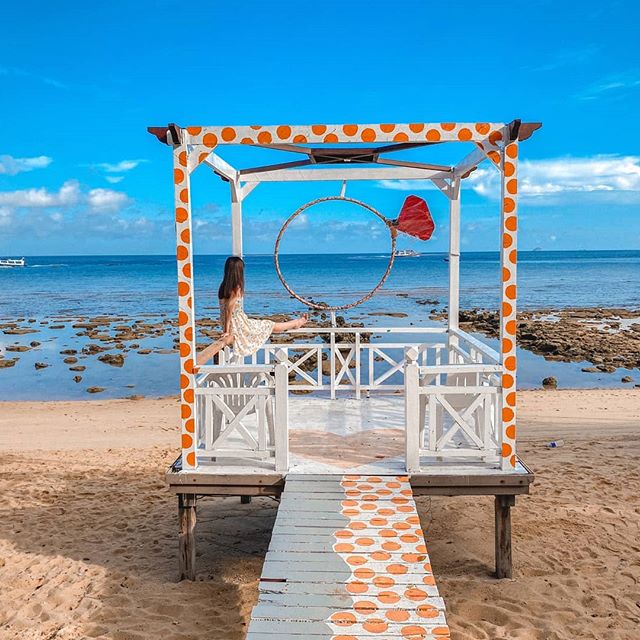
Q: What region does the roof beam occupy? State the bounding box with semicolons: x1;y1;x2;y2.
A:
453;146;490;179
203;154;238;182
377;158;452;173
240;167;449;183
238;159;313;175
254;142;314;154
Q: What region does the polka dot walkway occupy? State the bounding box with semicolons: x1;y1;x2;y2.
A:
248;474;450;639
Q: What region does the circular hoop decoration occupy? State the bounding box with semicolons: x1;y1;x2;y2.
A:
274;196;397;311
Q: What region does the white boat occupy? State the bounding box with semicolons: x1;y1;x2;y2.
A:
394;249;420;258
0;257;25;267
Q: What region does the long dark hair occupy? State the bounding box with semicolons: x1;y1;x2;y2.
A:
218;256;245;300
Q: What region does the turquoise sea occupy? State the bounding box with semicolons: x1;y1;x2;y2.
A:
0;250;638;399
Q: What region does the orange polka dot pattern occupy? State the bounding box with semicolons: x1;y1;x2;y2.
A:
183;123;505;147
173;146;197;469
501;142;518;469
326;475;450;639
474;128;505;168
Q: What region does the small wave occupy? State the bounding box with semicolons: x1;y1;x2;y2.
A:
346;255;388;260
28;264;68;268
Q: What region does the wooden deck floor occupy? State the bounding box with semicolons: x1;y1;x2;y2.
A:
247;474;450;640
180;395;533;481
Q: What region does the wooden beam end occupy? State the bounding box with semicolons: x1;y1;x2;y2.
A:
147;123;183;146
518;122;543;141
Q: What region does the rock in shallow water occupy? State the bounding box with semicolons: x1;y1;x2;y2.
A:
86;386;105;393
34;362;49;369
97;353;125;367
542;376;558;389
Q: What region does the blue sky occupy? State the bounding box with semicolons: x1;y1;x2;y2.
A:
1;0;639;255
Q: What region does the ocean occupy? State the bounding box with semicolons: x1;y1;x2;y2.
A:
1;250;639;399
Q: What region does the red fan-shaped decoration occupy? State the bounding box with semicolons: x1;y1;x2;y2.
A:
396;195;435;240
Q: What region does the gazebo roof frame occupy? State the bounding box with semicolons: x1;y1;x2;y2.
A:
149;118;541;473
149;119;540;186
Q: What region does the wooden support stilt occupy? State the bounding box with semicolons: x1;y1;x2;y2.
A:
178;493;197;581
494;494;515;579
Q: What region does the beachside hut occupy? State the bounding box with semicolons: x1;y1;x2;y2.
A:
149;120;540;583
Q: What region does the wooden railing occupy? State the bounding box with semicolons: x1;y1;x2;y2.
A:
195;326;505;473
195;363;289;471
220;326;449;398
405;336;503;472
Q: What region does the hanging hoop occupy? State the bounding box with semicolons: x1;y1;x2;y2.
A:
274;196;397;311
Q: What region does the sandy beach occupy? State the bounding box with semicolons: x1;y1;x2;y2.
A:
0;389;638;639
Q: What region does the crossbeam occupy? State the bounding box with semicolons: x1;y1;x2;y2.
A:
203;154;237;182
453;146;491;178
240;167;450;183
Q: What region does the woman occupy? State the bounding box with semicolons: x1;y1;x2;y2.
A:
196;256;307;365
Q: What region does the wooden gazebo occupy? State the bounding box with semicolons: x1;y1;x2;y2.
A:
149;120;540;583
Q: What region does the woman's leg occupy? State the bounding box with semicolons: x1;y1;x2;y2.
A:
272;314;307;333
195;333;234;366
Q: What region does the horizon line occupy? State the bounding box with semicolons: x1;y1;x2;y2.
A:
7;248;639;258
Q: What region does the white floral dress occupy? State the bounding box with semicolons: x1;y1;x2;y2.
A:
220;296;274;357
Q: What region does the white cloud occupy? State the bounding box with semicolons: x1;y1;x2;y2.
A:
576;72;640;101
378;179;436;192
89;159;148;185
0;154;53;176
471;155;640;199
526;46;598;73
93;159;147;173
87;188;130;210
0;180;129;213
0;66;67;89
289;213;309;229
0;180;80;207
378;155;640;203
0;206;11;227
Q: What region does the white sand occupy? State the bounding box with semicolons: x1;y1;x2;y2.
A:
0;389;639;639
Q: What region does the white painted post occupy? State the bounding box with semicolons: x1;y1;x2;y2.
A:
448;178;461;365
499;141;519;470
230;180;243;257
405;347;420;473
355;332;361;400
274;362;289;473
172;142;197;471
330;313;336;400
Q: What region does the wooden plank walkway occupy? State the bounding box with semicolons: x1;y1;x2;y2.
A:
247;474;450;639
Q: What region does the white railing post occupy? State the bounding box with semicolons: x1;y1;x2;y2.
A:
330;327;336;399
405;347;420;473
447;177;461;367
274;357;289;473
355;332;361;400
